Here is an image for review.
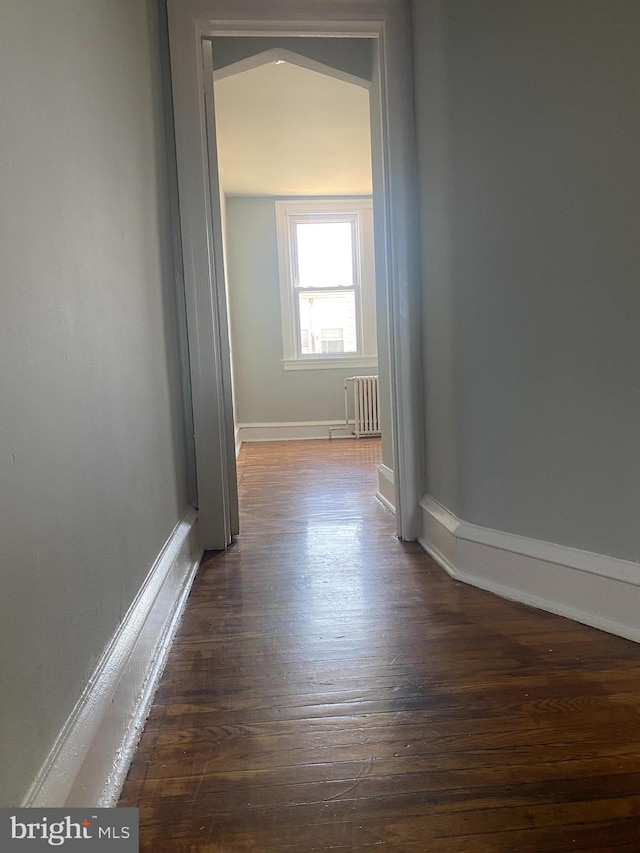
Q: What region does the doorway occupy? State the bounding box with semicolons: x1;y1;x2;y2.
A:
167;0;424;550
213;40;383;476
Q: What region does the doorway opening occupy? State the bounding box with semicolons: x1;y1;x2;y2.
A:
211;39;388;508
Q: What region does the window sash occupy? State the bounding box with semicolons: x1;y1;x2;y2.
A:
291;216;358;290
275;198;376;371
289;215;362;358
294;286;358;357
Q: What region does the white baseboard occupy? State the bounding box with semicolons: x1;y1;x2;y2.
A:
236;420;356;442
376;464;395;514
22;507;202;808
235;426;242;457
420;495;640;644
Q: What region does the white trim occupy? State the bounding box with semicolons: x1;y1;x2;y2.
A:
235;426;242;457
22;508;202;807
420;495;640;644
283;356;377;371
213;47;371;89
376;463;395;514
237;420;357;442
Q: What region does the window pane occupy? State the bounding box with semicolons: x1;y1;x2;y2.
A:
298;290;357;354
295;222;354;288
319;329;344;353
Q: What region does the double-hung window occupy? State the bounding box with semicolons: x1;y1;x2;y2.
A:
275;198;377;370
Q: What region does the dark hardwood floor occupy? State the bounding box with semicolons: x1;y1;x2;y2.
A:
120;439;640;851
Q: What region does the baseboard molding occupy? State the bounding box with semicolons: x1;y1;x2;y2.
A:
235;426;242;457
236;420;356;442
376;464;395;514
23;507;203;808
420;495;640;644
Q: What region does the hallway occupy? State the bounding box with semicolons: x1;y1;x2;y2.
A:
121;440;640;851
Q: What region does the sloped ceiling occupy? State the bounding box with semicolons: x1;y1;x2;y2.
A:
213;60;373;197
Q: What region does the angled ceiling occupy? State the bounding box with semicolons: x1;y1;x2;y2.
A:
212;36;373;84
213;57;373;197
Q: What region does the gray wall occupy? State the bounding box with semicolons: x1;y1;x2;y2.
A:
413;0;640;560
0;0;189;805
225;197;377;424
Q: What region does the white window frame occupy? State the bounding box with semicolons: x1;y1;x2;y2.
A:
275;197;378;371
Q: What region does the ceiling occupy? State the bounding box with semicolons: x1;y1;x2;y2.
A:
213;59;373;197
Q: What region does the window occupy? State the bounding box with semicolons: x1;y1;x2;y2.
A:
275;198;377;370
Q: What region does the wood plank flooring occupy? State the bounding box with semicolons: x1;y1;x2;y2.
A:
120;439;640;851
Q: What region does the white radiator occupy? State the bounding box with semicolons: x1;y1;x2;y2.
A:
330;375;381;438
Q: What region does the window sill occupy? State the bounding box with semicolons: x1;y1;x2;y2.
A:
282;356;378;372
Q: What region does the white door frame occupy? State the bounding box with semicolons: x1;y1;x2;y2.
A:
167;0;424;548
